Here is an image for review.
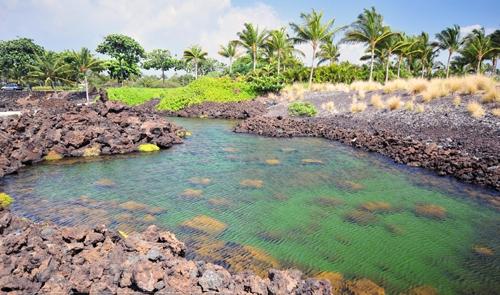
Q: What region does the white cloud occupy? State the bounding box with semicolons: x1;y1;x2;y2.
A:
460;24;496;37
338;43;367;65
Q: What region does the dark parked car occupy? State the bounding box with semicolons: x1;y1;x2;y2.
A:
1;83;23;91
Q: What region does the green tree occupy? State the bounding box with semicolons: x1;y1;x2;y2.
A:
0;38;44;83
218;41;239;74
487;30;500;74
183;45;208;79
28;51;72;89
462;28;497;74
290;9;344;88
377;32;405;82
393;34;420;78
317;37;340;66
434;25;462;78
69;48;103;104
96;34;145;83
416;32;439;78
142;49;176;85
266;28;295;75
343;7;396;82
236;23;268;72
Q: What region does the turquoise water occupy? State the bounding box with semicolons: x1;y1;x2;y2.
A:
1;118;499;294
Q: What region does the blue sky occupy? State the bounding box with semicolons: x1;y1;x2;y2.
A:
1;0;498;69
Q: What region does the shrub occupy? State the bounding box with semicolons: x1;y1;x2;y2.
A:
492;108;500;117
350;102;367;113
109;77;257;111
246;74;286;94
0;193;13;209
467;102;485;118
288;102;317;117
370;94;384;109
387;96;402;110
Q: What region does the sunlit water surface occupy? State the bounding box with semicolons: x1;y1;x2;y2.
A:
1;118;499;294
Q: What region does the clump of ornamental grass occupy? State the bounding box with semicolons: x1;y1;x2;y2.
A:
445;77;463;94
321;101;335;113
370;94;385;109
383;79;408;94
407;78;428;94
415;104;425;113
386;96;402;110
481;89;499;103
491;108;500;117
282;83;306;101
404;100;415;111
350;102;367;113
350;81;383;92
453;96;461;107
467;102;485;118
358;90;366;99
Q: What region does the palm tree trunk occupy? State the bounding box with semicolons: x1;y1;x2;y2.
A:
308;44;317;89
397;56;402;78
253;47;257;72
369;46;375;82
446;50;452;78
277;55;281;75
161;69;165;86
385;55;390;83
85;74;90;105
229;57;233;75
421;65;425;78
477;57;482;74
492;57;497;75
195;62;198;79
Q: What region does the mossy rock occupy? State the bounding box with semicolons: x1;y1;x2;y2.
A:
138;143;160;152
44;150;63;161
0;193;14;209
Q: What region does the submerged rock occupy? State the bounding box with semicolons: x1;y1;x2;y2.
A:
343;278;385;295
265;159;281;165
188;177;211;186
359;201;392;213
302;158;324;164
119;200;148;211
414;204;447;220
44;150;63;161
407;285;438;295
240;179;264;188
181;215;227;235
181;188;203;198
223;147;239;153
344;210;378;226
94;178;116;188
473;245;494;256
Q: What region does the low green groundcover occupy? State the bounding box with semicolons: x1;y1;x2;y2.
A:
288;102;317;117
107;77;257;111
138;143;160;152
0;192;13;208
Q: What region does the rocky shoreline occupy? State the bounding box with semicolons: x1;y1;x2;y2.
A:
235;115;499;195
0;100;183;178
163;100;268;119
0;208;333;294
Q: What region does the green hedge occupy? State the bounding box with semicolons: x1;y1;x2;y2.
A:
108;77;257;111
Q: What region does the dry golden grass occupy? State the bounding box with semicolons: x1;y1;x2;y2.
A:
321;101;335;113
350;102;367;113
445;77;463;93
415;104;425;113
281;83;305;101
404;100;414;111
407;78;428;94
481;89;499;103
386;96;402;110
467;102;485;118
383;79;407;93
492;108;500;117
350;81;383;92
358;90;366;99
370;94;384;109
453;96;461;107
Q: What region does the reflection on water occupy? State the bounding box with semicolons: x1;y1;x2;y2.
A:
1;118;499;295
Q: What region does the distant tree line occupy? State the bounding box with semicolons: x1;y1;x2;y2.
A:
0;6;498;91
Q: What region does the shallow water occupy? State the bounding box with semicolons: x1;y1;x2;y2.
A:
1;118;499;294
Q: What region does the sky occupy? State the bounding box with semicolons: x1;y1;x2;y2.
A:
1;0;498;73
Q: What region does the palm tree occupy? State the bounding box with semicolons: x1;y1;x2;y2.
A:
343;7;396;81
236;23;268;72
29;51;72;89
434;25;462;78
266;28;296;75
393;34;420;78
70;48;103;104
487;30;500;74
218;41;239;74
317;37;340;66
183;45;208;79
417;32;439;78
377;32;405;82
462;28;497;74
290;9;344;88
